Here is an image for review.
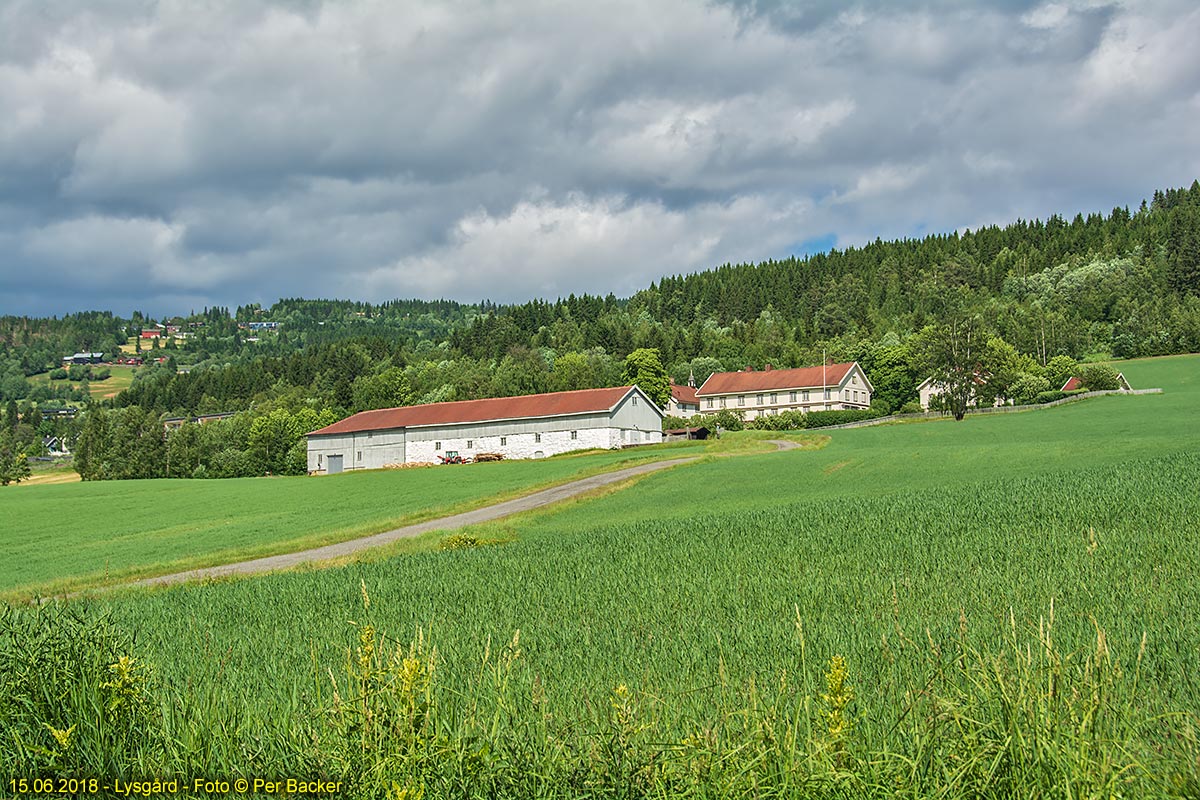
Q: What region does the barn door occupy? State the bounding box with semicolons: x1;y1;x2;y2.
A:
327;454;344;474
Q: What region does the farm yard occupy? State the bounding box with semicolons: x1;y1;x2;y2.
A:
4;354;1199;797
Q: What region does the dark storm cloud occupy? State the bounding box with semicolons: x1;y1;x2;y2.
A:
0;0;1197;315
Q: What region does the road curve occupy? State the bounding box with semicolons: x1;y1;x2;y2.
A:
122;456;699;590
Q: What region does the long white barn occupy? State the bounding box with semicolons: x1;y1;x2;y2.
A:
306;385;663;473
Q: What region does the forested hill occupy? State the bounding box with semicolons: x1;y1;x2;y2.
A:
452;181;1200;366
5;181;1199;481
3;181;1200;419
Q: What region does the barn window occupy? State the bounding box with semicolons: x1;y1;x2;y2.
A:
570;431;577;440
467;440;473;449
318;454;322;467
632;396;638;406
357;451;362;461
500;437;507;446
534;433;542;443
435;442;441;451
367;431;374;438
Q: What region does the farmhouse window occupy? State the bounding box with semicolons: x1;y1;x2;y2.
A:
720;397;727;408
756;393;764;405
789;391;797;403
632;396;638;406
467;440;473;449
535;433;542;443
738;395;745;407
571;430;578;440
707;398;714;409
770;392;777;404
318;455;322;467
500;437;507;446
435;442;441;451
824;389;831;400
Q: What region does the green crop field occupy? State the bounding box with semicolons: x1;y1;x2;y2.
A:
0;443;722;600
5;355;1199;798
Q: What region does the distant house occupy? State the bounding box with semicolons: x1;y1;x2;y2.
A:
667;383;700;416
1062;373;1132;392
306;385;664;473
916;375;1006;411
62;352;104;365
247;321;280;331
696;362;873;420
140;329;161;339
163;411;236;431
43;436;69;456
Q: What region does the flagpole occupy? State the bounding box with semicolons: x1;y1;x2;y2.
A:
823;349;827;410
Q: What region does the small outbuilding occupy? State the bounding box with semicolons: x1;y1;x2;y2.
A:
306;385;664;474
663;426;710;441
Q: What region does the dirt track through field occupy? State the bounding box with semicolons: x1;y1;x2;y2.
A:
122;456;699;590
111;440;800;592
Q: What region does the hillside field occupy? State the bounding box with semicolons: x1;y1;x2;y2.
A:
28;362;137;399
5;355;1199;797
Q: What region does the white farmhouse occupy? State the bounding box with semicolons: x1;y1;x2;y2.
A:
306;385;663;473
695;362;873;421
666;383;700;416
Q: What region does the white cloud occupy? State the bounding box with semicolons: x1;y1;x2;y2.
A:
0;0;1197;314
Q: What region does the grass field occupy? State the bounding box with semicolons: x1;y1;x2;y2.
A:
0;440;786;600
5;355;1199;797
28;363;138;399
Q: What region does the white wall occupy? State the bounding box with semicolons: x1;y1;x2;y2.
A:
307;428;406;472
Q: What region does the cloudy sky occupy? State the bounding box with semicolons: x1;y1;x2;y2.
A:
1;0;1197;316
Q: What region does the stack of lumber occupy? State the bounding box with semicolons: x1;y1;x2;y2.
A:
473;452;504;462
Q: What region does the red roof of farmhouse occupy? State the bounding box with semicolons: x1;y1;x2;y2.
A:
696;363;855;395
670;383;699;403
308;386;642;436
1061;376;1083;391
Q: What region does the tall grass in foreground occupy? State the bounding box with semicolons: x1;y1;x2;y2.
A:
3;597;1197;799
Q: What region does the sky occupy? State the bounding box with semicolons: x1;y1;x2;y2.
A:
0;0;1198;317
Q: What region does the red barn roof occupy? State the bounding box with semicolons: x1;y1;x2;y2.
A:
697;362;858;396
1061;376;1083;391
308;386;647;436
670;383;698;404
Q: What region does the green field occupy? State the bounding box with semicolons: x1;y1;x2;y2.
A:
0;443;733;600
5;355;1199;797
29;363;138;399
